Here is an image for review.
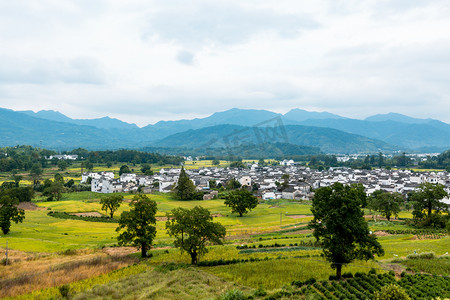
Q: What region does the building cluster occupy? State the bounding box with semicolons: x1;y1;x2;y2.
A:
84;164;450;202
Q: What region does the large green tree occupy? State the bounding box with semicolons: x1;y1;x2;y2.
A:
174;167;196;200
224;189;258;217
166;206;226;264
0;195;25;234
369;190;404;221
119;165;131;176
310;183;384;279
100;194;122;218
116;194;157;257
409;182;448;219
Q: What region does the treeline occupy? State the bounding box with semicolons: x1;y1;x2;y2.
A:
298;151;450;171
0;145;183;172
68;148;183;165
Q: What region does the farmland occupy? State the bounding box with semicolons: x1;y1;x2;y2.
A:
1;190;449;299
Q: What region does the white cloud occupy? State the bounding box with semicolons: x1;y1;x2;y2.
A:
0;0;449;125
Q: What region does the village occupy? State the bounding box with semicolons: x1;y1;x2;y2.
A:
83;162;450;204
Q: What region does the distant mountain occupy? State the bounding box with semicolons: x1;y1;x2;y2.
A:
153;124;398;154
0;108;142;150
283;108;345;122
297;118;450;150
20;110;139;130
3;106;450;153
364;113;435;124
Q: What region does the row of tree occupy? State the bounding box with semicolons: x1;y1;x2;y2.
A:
116;194;226;264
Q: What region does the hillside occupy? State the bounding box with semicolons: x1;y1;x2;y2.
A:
154;124;397;154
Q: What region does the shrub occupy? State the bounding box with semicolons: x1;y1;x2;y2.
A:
58;284;70;298
253;286;267;297
219;289;246;300
369;268;377;275
342;272;353;278
329;275;338;281
374;284;410;300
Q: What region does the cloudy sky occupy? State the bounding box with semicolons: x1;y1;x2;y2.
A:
1;0;450;126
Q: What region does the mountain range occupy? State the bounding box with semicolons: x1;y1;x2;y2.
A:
1;107;450;154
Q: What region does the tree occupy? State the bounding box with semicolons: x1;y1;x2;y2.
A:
29;163;43;184
212;159;220;166
100;194;122;218
281;174;290;190
116;194;157;257
119;165;131;176
0;195;25;234
140;164;153;175
368;191;403;221
226;178;241;190
84;161;94;172
174;167;196;200
409;182;448;223
43;180;64;201
309;183;384;279
165;206;226;264
57;159;68;171
224;189;258;217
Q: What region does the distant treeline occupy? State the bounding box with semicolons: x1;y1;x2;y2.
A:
302;151;450;171
0;145;183;172
67;148;183;165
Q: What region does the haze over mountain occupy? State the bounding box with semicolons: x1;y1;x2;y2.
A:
20;110;139;130
1;107;450;153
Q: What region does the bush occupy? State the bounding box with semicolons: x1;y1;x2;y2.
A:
369;268;377;275
406;252;435;260
253;286;267;297
342;272;353;278
219;289;246;300
374;284;410;300
329;275;338;281
58;284;70;298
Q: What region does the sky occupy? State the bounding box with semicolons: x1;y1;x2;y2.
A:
1;0;450;126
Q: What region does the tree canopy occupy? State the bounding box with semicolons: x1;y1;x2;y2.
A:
174;167;197;200
116;194;157;257
409;182;448;227
100;194;122;218
119;165;131;176
310;182;384;279
369;190;404;221
224;189;258;217
166;206;226;264
0;195;25;234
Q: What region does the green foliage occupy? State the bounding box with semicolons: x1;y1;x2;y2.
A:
174;167;197;200
116;194;157;257
409;182;448;226
100;194;122;218
0;186;35;202
0;195;25;234
374;284;410;300
310;182;384;278
226;178;242;190
166;206;226;264
48;211;118;223
218;289;245;300
58;284;70;298
140;164;153;175
406;251;435;260
42;180;64;201
224;189;258;217
369;190;403;221
119;164;131;175
229;161;246;169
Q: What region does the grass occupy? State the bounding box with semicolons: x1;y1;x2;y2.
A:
1;191;449;299
72;266;249;300
204;257;384;289
398;256;450;276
